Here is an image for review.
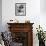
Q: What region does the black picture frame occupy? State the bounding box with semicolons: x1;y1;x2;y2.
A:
15;3;26;16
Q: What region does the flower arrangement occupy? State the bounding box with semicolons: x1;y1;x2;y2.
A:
36;25;45;42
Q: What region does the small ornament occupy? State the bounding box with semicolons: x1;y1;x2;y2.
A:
25;20;30;23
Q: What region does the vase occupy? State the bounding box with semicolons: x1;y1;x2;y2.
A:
39;40;45;46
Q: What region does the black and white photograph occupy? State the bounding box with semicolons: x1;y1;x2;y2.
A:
0;0;46;46
15;3;26;16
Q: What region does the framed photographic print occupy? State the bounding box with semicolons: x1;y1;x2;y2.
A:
15;3;26;16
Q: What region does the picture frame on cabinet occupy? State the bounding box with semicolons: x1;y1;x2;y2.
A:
15;3;26;16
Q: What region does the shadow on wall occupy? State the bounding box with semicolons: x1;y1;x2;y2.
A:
40;0;46;14
0;0;2;32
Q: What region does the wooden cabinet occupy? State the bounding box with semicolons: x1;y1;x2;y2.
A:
7;23;34;46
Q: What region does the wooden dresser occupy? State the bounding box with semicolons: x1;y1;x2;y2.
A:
7;23;34;46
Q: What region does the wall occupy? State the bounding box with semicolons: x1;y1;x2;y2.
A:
40;0;46;31
2;0;40;30
40;0;46;13
0;0;2;32
2;0;46;46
